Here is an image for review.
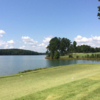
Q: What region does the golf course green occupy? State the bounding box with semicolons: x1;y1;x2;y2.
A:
0;64;100;100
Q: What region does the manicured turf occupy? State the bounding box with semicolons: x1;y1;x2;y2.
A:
0;64;100;100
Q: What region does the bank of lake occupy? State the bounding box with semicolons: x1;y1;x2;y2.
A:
46;52;100;61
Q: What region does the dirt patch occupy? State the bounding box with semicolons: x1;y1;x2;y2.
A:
45;95;62;100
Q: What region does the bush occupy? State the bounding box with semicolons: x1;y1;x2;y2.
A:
69;54;73;58
86;54;90;58
97;54;100;58
91;54;95;58
76;56;79;58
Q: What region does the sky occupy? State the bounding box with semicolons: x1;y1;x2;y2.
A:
0;0;100;52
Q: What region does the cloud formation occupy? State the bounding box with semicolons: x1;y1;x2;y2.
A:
0;40;6;46
22;36;38;45
74;35;100;47
19;46;25;49
0;39;14;49
38;43;45;47
7;40;14;44
9;46;13;49
0;30;5;37
43;37;52;43
21;36;52;52
38;36;52;48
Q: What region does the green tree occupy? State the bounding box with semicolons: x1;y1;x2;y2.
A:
59;38;71;55
69;44;74;53
73;41;77;52
54;51;60;59
97;0;100;19
47;37;60;59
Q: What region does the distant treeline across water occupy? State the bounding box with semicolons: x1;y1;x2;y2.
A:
0;49;45;55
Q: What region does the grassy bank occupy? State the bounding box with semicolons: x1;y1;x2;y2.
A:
61;52;100;59
45;52;100;60
1;64;100;100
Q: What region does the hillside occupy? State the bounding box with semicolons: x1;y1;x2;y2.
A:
0;49;45;55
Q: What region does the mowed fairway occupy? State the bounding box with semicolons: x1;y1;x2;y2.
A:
0;64;100;100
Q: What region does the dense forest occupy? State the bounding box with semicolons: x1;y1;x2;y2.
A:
46;37;100;59
0;49;45;55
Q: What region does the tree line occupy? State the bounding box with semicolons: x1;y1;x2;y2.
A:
0;49;45;55
46;37;100;59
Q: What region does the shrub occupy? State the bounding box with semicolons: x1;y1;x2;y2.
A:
86;54;90;58
76;56;79;58
91;54;95;58
69;54;73;58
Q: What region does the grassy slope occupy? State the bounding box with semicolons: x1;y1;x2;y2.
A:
60;52;100;59
0;64;100;100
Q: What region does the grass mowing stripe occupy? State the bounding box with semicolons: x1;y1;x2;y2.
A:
81;87;100;100
0;64;100;100
15;77;100;100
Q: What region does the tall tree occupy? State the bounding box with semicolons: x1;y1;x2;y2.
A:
97;0;100;19
47;37;60;59
73;41;77;52
59;38;71;55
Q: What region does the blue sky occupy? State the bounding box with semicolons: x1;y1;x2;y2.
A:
0;0;100;52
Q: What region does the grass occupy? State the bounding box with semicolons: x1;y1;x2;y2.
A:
18;67;48;73
0;64;100;100
60;52;100;60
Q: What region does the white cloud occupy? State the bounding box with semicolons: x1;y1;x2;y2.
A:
0;30;5;34
74;35;100;47
0;30;15;49
4;44;14;49
92;36;100;41
0;40;6;46
4;44;8;49
0;39;14;49
7;40;14;44
38;43;45;47
22;36;38;45
9;46;13;49
43;37;52;43
74;35;89;42
19;46;25;49
38;36;52;47
0;30;5;37
19;36;52;52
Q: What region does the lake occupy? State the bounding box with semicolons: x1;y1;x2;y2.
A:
0;55;100;77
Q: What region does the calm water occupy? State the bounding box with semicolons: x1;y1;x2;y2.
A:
0;55;100;76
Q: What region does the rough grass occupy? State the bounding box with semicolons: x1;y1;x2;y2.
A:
0;64;100;100
60;52;100;60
